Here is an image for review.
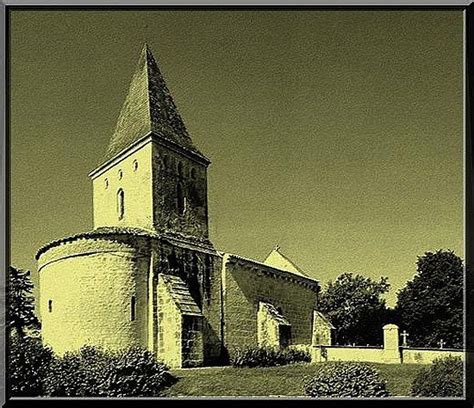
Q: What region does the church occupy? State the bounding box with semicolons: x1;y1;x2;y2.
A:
36;44;333;368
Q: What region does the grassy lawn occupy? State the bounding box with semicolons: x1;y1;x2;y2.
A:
165;362;425;397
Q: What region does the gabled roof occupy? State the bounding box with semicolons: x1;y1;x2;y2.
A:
161;274;202;317
260;302;291;326
103;44;208;164
263;245;309;278
222;252;320;291
314;311;336;329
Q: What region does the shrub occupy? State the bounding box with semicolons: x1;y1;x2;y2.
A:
44;346;177;397
304;362;390;398
104;347;177;397
230;346;310;368
44;346;110;396
284;347;311;364
9;336;54;396
411;355;463;397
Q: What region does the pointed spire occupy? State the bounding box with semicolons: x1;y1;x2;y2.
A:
263;246;309;278
104;44;208;163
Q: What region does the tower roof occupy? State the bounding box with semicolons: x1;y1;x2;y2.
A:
263;245;309;278
103;44;208;163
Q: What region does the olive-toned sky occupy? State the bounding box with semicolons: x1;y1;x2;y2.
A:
10;9;464;306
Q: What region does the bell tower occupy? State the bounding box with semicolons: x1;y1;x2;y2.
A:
89;44;211;242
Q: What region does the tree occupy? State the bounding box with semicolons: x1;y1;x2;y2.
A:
318;272;390;345
395;250;463;348
8;266;40;338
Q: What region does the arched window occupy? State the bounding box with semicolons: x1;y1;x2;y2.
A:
104;178;109;189
117;189;125;220
130;296;136;321
177;184;185;215
190;168;197;180
48;299;53;313
133;159;138;172
177;162;184;177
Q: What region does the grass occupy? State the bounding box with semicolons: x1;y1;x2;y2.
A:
165;362;425;397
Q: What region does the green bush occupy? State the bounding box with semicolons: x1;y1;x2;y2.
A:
44;346;176;397
104;347;177;397
9;336;54;396
43;346;110;396
411;355;463;397
230;346;310;368
304;362;390;398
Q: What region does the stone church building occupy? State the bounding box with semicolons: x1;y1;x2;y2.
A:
36;45;332;368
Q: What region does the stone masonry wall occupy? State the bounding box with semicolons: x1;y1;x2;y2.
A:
182;315;204;367
152;142;209;239
92;143;154;231
257;302;282;348
222;256;318;356
154;240;222;364
156;274;183;368
313;312;333;346
38;235;150;355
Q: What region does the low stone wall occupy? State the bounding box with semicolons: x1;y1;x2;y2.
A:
312;345;465;365
312;346;384;363
401;348;465;364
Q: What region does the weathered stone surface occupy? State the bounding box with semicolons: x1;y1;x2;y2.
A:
221;254;319;356
37;45;321;369
38;234;151;355
312;311;334;346
257;301;291;348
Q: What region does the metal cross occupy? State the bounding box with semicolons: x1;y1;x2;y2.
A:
401;330;409;347
438;339;445;349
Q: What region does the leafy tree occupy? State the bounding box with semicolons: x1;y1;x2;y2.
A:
318;272;390;345
395;250;463;348
8;266;40;338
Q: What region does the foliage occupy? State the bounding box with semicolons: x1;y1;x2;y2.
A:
303;362;390;398
43;346;110;396
411;356;463;397
9;336;54;396
44;346;176;397
395;250;463;348
230;346;311;368
104;347;177;397
318;272;390;345
8;266;40;338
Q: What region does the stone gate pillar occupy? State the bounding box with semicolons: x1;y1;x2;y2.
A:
382;324;401;363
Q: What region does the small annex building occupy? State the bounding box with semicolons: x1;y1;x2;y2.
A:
36;44;334;368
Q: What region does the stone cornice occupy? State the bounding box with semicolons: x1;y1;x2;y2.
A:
35;227;157;260
36;227;217;261
89;132;211;180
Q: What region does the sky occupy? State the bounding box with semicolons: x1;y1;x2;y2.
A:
9;9;464;306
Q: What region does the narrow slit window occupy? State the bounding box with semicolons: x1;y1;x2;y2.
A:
48;299;53;313
117;189;125;220
177;184;185;215
131;296;136;321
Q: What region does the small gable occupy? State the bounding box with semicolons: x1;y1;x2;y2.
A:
161;274;202;316
263;245;309;278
